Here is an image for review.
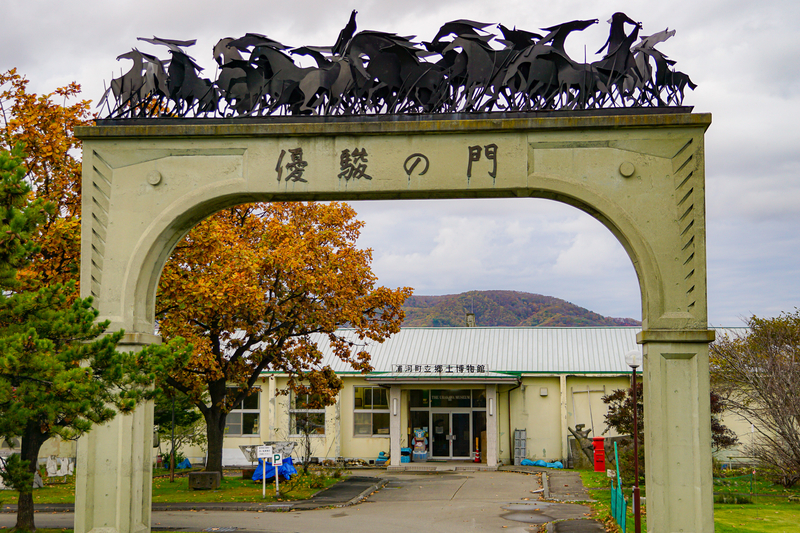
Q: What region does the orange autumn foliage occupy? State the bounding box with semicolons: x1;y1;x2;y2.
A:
156;202;412;472
0;69;92;294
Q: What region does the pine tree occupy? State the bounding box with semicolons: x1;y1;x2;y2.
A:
0;146;190;531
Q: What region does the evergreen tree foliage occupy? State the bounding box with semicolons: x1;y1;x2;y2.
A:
0;146;191;531
153;386;206;473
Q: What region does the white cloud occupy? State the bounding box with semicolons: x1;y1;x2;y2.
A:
4;0;798;325
353;199;641;319
552;225;630;278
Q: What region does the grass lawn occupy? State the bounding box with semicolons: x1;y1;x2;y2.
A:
577;469;800;533
0;469;343;506
713;468;800;532
714;470;800;498
1;530;74;533
151;470;341;503
714;501;800;533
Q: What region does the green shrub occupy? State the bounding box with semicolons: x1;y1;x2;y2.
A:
715;494;752;504
0;454;33;493
163;451;186;469
309;473;327;489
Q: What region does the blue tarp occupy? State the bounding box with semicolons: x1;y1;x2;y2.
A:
176;458;192;469
252;457;298;481
520;459;564;468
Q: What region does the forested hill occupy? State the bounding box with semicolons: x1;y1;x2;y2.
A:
401;291;641;327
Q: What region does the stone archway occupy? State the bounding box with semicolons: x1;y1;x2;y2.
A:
75;111;713;533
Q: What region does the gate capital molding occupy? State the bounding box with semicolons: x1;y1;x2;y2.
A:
637;329;717;344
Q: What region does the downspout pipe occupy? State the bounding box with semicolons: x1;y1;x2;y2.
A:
505;380;522;465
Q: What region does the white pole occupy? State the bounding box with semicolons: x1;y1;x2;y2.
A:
257;446;272;499
275;462;279;498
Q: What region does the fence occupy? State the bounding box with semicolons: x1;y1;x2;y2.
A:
713;472;756;504
712;471;800;505
610;442;628;533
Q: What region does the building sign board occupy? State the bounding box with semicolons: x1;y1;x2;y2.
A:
393;364;488;373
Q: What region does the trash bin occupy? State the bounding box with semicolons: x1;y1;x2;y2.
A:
400;447;412;463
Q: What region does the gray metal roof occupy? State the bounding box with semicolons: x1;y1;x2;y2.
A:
306;327;749;375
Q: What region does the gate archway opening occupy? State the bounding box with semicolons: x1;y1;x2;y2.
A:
76;112;714;533
351;196;641;321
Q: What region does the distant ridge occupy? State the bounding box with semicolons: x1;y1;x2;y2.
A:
402;290;641;327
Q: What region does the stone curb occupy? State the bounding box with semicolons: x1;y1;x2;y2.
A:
543;470;550;499
343;477;388;507
291;478;388;510
496;466;550;498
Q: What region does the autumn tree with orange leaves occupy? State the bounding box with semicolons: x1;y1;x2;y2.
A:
0;68;92;294
157;202;412;474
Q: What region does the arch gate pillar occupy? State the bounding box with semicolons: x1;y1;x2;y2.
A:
74;333;160;533
76;112;714;533
639;329;715;531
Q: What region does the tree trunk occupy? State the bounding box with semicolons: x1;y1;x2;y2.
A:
16;424;48;532
203;407;228;474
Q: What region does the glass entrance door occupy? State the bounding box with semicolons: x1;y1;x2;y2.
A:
452;413;471;458
431;411;472;459
431;412;450;457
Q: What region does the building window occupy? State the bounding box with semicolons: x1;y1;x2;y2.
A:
354;386;390;437
290;393;326;436
225;390;260;436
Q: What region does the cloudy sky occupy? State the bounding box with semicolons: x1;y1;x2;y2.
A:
3;0;798;326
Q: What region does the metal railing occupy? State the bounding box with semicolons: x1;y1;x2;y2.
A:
610;442;628;533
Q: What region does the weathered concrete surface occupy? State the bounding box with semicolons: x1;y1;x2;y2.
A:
75;112;714;533
1;470;551;532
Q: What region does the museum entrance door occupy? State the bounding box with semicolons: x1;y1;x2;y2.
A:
431;410;471;459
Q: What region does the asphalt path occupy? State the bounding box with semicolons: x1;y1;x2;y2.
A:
1;470;594;533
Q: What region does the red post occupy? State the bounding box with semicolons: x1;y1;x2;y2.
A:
592;437;605;472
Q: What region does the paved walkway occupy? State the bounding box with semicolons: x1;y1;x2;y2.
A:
501;466;605;532
1;468;606;532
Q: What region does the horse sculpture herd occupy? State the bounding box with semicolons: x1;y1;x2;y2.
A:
99;11;696;119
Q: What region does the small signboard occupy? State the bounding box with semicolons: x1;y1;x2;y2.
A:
258;446;273;499
256;445;272;459
273;453;283;466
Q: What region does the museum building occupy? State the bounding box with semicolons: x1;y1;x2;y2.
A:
1;326;749;469
215;326;676;468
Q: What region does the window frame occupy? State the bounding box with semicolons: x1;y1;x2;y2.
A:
224;388;261;437
289;392;327;437
353;386;390;438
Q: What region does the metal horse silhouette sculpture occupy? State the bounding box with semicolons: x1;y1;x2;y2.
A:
99;11;695;118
